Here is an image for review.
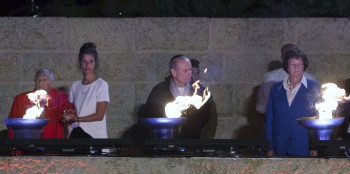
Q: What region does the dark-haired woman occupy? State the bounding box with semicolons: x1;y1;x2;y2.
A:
265;49;320;157
64;42;109;138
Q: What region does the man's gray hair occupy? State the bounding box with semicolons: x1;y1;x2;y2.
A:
35;68;54;81
168;54;189;75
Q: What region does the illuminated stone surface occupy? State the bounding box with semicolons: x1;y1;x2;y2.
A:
1;18;350;138
0;157;349;173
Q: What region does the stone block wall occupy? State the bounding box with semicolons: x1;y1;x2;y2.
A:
0;17;349;138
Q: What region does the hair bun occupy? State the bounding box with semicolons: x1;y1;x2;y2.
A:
80;42;97;53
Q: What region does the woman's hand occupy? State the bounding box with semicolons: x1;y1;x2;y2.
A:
63;109;78;123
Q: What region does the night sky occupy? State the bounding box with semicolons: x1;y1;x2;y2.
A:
1;0;350;18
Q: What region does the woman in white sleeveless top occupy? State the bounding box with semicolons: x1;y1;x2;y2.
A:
63;42;109;138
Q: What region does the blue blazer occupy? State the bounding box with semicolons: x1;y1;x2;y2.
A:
265;79;320;156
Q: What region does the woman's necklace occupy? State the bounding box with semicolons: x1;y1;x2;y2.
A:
287;79;296;91
81;76;97;94
81;83;91;94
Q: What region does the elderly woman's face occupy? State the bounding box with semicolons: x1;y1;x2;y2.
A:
287;57;304;78
35;73;52;92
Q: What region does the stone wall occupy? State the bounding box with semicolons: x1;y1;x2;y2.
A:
0;157;349;173
0;17;349;138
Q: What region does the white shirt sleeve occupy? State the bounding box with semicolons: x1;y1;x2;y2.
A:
97;80;110;103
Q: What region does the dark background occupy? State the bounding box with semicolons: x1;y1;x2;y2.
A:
2;0;350;17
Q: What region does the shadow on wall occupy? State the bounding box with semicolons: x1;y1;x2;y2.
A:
0;129;9;155
0;129;8;140
267;60;282;72
119;103;148;156
121;103;149;141
235;60;283;139
235;85;265;139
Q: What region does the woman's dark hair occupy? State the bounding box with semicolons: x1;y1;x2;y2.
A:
190;59;200;68
79;42;99;70
282;49;308;73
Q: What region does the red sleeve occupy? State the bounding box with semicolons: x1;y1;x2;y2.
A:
7;91;33;138
43;89;75;138
8;96;19;119
58;91;75;118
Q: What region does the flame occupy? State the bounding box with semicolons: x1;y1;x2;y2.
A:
165;80;211;118
23;90;49;119
204;68;207;74
316;83;347;119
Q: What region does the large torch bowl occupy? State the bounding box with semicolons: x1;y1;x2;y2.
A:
297;116;344;140
4;118;49;138
141;117;186;139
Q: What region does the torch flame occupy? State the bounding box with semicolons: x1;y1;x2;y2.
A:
23;90;49;119
165;80;211;118
316;83;347;119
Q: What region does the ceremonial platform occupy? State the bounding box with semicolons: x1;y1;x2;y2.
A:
0;156;349;173
0;139;349;173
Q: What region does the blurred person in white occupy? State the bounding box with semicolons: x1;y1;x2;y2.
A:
63;42;110;138
256;44;317;114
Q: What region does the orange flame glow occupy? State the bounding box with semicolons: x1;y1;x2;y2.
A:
165;80;211;118
23;90;49;119
316;83;347;119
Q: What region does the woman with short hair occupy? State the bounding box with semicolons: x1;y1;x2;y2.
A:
265;49;320;157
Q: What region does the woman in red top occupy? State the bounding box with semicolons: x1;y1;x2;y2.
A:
7;68;74;138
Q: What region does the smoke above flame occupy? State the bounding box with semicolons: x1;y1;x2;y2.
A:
165;80;211;118
316;83;348;119
23;90;49;119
